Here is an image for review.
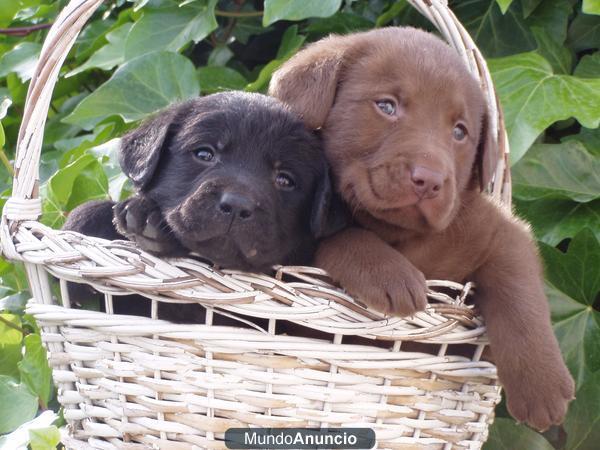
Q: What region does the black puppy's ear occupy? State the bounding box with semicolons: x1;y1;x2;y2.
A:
476;110;500;192
311;169;350;239
269;34;358;130
119;108;178;190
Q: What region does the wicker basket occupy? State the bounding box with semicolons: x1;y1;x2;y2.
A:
0;0;511;448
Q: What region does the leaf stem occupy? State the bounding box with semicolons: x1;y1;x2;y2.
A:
0;315;26;334
0;149;14;177
0;23;53;36
215;10;263;18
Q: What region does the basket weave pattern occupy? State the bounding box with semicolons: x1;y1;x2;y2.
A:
1;0;510;448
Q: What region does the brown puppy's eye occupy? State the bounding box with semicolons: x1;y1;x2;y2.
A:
194;146;215;161
375;99;396;116
453;124;468;141
275;171;296;190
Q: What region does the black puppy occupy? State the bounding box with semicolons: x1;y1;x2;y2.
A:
63;92;346;320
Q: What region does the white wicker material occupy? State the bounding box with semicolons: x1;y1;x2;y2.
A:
0;0;509;448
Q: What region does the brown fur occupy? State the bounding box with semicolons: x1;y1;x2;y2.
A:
269;26;574;431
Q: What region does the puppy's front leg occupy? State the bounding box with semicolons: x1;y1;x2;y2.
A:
474;225;574;431
316;227;428;316
114;195;186;256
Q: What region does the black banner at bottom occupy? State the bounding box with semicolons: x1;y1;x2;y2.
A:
224;428;376;449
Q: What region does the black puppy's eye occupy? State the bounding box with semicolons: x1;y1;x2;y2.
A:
194;146;215;161
453;124;468;141
275;171;296;190
375;99;396;116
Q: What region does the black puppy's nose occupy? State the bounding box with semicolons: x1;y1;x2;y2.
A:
410;165;444;199
218;192;254;219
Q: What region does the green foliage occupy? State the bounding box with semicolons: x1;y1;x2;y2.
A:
0;0;598;448
18;334;53;408
263;0;343;26
0;42;41;81
512;142;600;202
28;426;61;450
124;0;218;58
564;372;600;450
485;418;554;449
64;51;200;129
489;53;600;163
0;376;39;434
542;230;600;388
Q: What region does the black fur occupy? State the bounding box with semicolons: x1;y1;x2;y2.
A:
65;92;348;271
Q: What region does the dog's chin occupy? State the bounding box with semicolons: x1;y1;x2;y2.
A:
165;211;275;271
179;232;276;272
354;188;457;232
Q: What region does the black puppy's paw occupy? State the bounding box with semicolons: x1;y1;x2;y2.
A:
114;196;185;256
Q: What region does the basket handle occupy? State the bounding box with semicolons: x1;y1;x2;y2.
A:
4;0;104;222
3;0;510;225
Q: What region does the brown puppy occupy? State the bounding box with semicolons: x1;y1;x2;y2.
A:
269;27;574;431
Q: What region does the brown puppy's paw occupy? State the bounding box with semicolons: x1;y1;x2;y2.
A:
113;196;183;255
505;363;575;431
350;262;428;317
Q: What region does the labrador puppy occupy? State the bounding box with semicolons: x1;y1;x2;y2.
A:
65;92;346;271
63;92;346;321
269;27;574;431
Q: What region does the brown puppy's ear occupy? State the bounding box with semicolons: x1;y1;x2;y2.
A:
119;108;178;190
310;168;350;239
476;111;499;191
269;35;356;129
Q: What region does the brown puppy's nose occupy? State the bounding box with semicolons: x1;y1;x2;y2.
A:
218;192;254;219
410;166;443;199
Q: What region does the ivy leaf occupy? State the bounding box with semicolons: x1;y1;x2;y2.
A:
87;137;128;201
308;12;373;36
521;0;543;18
583;0;600;15
483;418;554;450
67;23;133;76
0;314;22;378
0;96;9;149
64;51;199;130
207;45;233;66
495;0;514;14
512;142;600;202
0;42;42;82
568;11;600;52
489;53;600;163
0;411;58;450
197;66;247;94
0;375;38;434
532;27;572;73
542;229;600;305
526;0;572;44
515;198;600;245
74;17;115;62
562;127;600;157
263;0;342;26
564;372;600;450
29;426;61;450
453;0;536;58
574;52;600;78
0;0;40;27
18;334;53;409
0;291;28;314
541;230;600;387
124;0;218;59
246;26;305;92
41;153;109;228
0;96;10;121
